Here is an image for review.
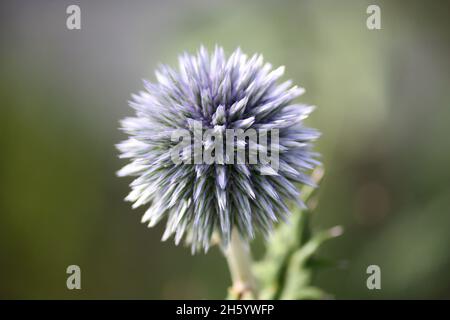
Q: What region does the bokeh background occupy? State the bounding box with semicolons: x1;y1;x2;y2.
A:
1;0;449;299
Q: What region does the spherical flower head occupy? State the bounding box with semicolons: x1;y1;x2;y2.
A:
117;46;320;253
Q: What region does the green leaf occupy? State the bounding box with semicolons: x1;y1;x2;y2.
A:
253;168;343;300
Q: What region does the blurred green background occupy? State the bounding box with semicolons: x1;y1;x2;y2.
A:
1;0;449;299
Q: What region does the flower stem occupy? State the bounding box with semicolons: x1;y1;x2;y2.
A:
224;229;258;299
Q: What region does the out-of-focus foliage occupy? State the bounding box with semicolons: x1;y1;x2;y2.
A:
254;169;342;300
1;0;450;299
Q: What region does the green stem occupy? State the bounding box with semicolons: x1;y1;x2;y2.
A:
224;229;258;299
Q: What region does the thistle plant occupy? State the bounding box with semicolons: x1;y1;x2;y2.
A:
117;46;340;299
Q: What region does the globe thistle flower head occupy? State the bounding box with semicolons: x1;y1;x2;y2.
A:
117;46;320;253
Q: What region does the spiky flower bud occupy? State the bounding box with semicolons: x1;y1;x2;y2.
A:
117;46;320;252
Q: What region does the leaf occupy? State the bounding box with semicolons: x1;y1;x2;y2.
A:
253;168;343;300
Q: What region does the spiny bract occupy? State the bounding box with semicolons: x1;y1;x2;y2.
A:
117;46;320;253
